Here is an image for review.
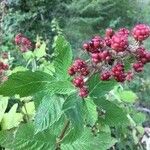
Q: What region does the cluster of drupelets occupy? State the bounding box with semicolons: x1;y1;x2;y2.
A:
68;24;150;98
0;52;9;83
15;33;33;52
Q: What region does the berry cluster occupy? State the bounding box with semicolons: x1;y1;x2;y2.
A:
0;58;9;83
68;59;89;98
68;24;150;98
15;33;33;52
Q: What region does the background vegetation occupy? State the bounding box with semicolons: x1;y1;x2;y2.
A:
0;0;150;149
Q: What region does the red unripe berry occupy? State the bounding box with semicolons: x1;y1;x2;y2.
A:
133;62;144;72
15;33;22;45
73;76;84;88
115;73;127;82
79;87;89;98
117;28;130;37
100;50;111;61
91;53;101;63
111;34;128;52
145;52;150;62
101;71;112;81
132;24;150;41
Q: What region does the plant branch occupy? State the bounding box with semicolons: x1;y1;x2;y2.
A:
59;120;70;141
56;120;70;149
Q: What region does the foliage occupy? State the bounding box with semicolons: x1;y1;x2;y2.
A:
0;35;147;150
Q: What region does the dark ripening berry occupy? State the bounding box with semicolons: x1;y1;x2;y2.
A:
105;28;114;37
80;68;89;76
112;63;126;82
73;59;86;72
111;34;128;52
99;50;111;62
101;71;112;81
91;53;101;63
79;87;88;98
132;24;150;41
73;76;84;88
133;62;144;72
68;67;75;76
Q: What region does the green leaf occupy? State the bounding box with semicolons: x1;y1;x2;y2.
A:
0;71;74;97
0;96;8;122
88;74;116;97
61;128;117;150
34;42;47;59
54;35;72;80
83;98;98;126
35;95;65;133
22;102;35;116
119;90;138;103
1;104;23;130
132;112;146;125
0;123;56;150
23;51;34;60
62;94;84;143
94;98;129;126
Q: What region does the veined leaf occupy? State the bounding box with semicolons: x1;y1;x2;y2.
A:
35;95;65;133
54;35;73;80
83;98;98;126
88;74;116;97
61;128;117;150
0;71;74;97
94;98;129;126
62;94;84;143
0;123;56;150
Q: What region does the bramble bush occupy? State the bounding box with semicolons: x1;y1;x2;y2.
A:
0;23;150;150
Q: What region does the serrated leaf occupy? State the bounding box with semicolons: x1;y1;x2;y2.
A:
0;71;74;97
0;123;56;150
0;96;8;122
83;98;98;126
35;95;65;133
1;104;23;130
62;94;84;143
54;35;72;80
88;74;116;97
94;98;129;126
61;128;117;150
